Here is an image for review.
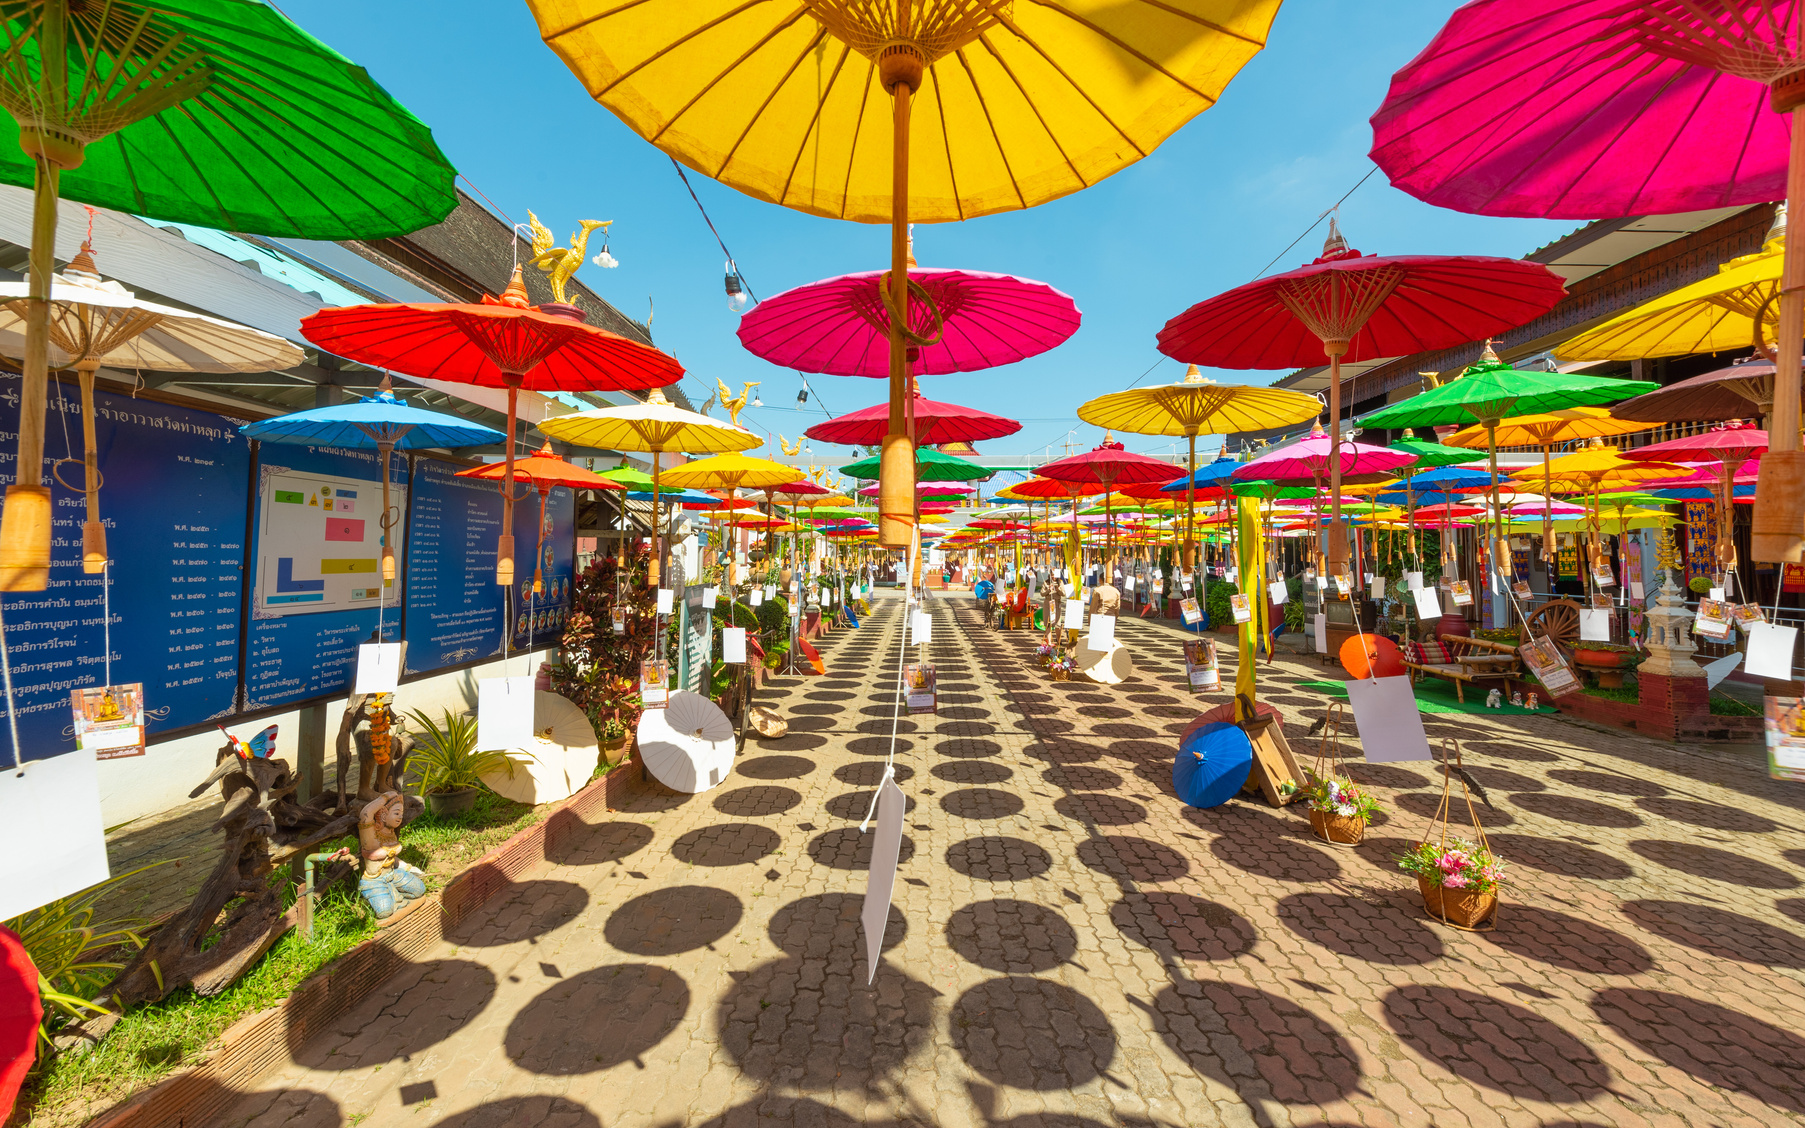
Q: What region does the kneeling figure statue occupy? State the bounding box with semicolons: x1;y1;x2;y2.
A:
357;791;426;919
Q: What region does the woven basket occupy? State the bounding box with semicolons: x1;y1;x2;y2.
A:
1309;807;1366;845
1417;875;1498;930
1049;668;1070;682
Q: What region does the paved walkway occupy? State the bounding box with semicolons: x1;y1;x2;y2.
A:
218;589;1805;1128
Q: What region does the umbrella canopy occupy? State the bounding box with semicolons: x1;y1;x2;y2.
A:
1627;421;1768;466
739;264;1079;376
1512;441;1683;488
999;477;1109;501
1558;233;1786;362
662;452;801;493
1160;455;1246;492
1442;406;1651;449
1231;422;1417;482
1359;349;1655;431
804;391;1021;447
1386;429;1486;469
1038;439;1179;488
840;445;989;482
1608;357;1788;426
303;272;686;586
1644;462;1762;488
246;383;505;581
629;490;723;508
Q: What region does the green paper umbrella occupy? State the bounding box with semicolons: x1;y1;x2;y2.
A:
598;463;658;490
1387;429;1486;469
0;0;459;592
839;445;989;482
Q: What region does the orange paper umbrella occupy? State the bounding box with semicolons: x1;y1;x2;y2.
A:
458;440;620;593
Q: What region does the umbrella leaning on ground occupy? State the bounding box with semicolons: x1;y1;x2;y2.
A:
0;239;302;572
0;0;460;592
242;377;505;583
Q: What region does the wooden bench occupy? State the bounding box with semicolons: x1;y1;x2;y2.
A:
1400;633;1523;703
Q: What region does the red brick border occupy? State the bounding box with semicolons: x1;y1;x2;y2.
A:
85;762;651;1128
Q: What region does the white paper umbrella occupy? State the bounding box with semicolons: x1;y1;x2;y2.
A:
480;692;601;805
1073;641;1134;685
636;691;736;794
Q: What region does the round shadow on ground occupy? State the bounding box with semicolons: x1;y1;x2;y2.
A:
1142;982;1361;1106
603;885;743;957
1111;892;1253;961
1483;905;1654;974
1383;985;1610;1101
1509;792;1640;828
945;899;1078;973
847;736;914;756
1485;834;1635;881
1546;768;1666;797
444;880;588;947
1621;900;1805;968
293;958;494;1068
1203;807;1342;883
1054;793;1147;826
932;761;1013;785
759;732;828;752
1594;989;1805;1113
946;836;1052;881
769;890;907;955
1042;764;1123;790
712;785;803;817
1459;738;1560;763
807;827;917;870
1076;835;1190;883
935;738;1005;759
544;819;654;867
738;755;816;780
1628;840;1799;889
835;761;916;786
825;789;919;819
940;787;1026;819
1635;796;1781;833
1463;766;1546;793
1350;764;1433;790
504;963;689;1074
670;823;782;867
1780;898;1805;928
1393;790;1516;827
950;977;1116;1090
431;1097;602;1128
1277;892;1444;965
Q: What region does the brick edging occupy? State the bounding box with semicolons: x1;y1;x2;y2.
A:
84;762;651;1128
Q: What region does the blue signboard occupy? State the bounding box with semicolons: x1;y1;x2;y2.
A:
244;443;404;711
0;377;249;761
403;456;573;676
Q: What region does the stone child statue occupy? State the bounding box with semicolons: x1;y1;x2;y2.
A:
356;791;427;919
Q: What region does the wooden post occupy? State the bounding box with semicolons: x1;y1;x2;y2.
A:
497;382;519;585
1754;102;1805;563
76;359;106;573
878;49;918;549
0;156;59;591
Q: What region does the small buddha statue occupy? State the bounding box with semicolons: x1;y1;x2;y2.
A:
94;690;123;722
356;791;426;919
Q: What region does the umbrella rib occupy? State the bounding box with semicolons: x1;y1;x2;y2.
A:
953;45;1029;209
929;63;967;221
976;26;1141;159
778;38;854;206
834;57;877;220
716;25;833;179
648;5;813;144
1017;0;1231;100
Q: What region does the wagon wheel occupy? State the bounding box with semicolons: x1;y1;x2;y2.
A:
1526;598;1583;655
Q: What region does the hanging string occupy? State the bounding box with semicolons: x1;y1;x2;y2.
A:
862;530;919;831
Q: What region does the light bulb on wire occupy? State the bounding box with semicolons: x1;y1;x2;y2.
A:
592;220;619;268
725;259;750;313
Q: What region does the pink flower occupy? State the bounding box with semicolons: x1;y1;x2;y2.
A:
1442;873;1469;889
1437;852;1469;875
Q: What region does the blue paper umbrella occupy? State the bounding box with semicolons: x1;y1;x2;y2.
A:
242;380;503;578
1173;721;1252;808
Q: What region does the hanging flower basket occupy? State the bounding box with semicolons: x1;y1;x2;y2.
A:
1396;737;1505;932
1416;874;1497;929
1302;703;1379;847
1309;807;1367;845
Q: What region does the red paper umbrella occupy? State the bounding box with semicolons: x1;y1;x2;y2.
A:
0;926;38;1121
1036;437;1181;563
302;268;683;584
965;519;1029;531
805;390;1022;447
458;440;619;594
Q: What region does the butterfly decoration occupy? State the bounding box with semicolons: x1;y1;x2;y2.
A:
219;723;279;760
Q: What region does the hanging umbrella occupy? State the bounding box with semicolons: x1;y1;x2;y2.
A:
1510;439;1684;579
637;691;736;793
0;240;302;574
458;441;621;593
1367;0;1805;564
1156;220;1565;570
1039;436;1181;571
1608;357;1793;427
805;390;1021;448
661;452;806;568
840;445;989;482
529;0;1279;549
0;0;460;592
303;270;686;585
1625;422;1768;571
244;377;505;582
1387;428;1490;469
1078;364;1319;570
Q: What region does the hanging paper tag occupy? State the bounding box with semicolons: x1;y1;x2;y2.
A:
903;664;936;713
1313;612;1327;652
1405;571;1424;591
611;607;626;634
1268;580;1288;605
860;774;907;984
0;747;110;921
789;600;801;617
477;676;536;750
1579;608;1611;642
723;627;747;664
1063;598;1085;630
70;684;146;760
1748;623;1799;680
750;590;764;607
354;643;403;694
1179;597;1202;626
1183;639;1220;690
701;586;718;609
1369;575;1385;599
639;659;671;707
1088;613;1116;649
656;588;674;614
1346;676;1432;762
1413;586;1442;619
1449;580;1472;607
1518;638;1580;697
1709;586;1726;601
1592;563;1616;588
1768;697;1805;780
1629;581;1645;601
1512;581;1532;600
911;609;933;645
1230;593;1252;623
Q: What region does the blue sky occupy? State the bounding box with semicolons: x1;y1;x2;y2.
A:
286;0;1572;465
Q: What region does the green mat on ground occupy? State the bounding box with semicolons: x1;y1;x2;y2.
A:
1296;678;1555;716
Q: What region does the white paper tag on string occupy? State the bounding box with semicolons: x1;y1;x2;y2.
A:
354;643;402;694
765;584;778;601
1710;586;1726;601
1629;581;1645;601
1746;622;1798;680
1579;608;1611;642
1406;571;1424;591
723;627;747;664
701;586;718;609
1370;575;1385;599
1064;598;1084;630
1313;612;1327;653
656;588;674;615
911;609;933;645
477;676;536;751
750;589;764;607
1346;675;1432;762
1268;580;1288;605
0;747;110;921
1088;613;1116;649
860;774;907;985
1413;586;1442;619
789;600;801;618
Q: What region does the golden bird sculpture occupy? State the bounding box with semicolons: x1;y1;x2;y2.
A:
779;434;802;458
717;379;759;427
526;211;610;305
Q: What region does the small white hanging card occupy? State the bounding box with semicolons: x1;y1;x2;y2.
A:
911;609;933;645
1268;580;1288;605
1370;575;1385;599
0;748;109;922
1629;581;1645;601
354;643;402;694
1088;613;1116;649
1413;586;1442;619
1064;598;1085;630
1346;675;1432;762
750;589;764;607
765;584;778;601
656;588;674;614
860;774;907;985
1124;576;1136;592
701;586;719;609
1747;622;1798;680
1579;608;1611;642
1710;586;1726;601
789;600;801;618
1313;612;1327;653
1406;571;1424;591
477;676;536;751
723;627;748;664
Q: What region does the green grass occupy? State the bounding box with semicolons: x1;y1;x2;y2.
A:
1709;694;1759;717
1581;683;1639;703
17;791;543;1127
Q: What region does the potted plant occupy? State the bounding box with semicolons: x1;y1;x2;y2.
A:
1396;837;1506;929
1048;651;1076;681
407;708;515;817
598;716;631;765
1304;775;1380;845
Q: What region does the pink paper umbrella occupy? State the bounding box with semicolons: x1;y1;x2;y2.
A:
1233;423;1419;485
1631;420;1767;570
1367;0;1805;562
739;266;1080;378
805;391;1022;448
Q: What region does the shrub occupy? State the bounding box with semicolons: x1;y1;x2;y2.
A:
407;709;516;793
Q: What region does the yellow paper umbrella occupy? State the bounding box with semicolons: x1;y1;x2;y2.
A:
528;0;1281;548
1510;439;1682;565
1078;363;1320;569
